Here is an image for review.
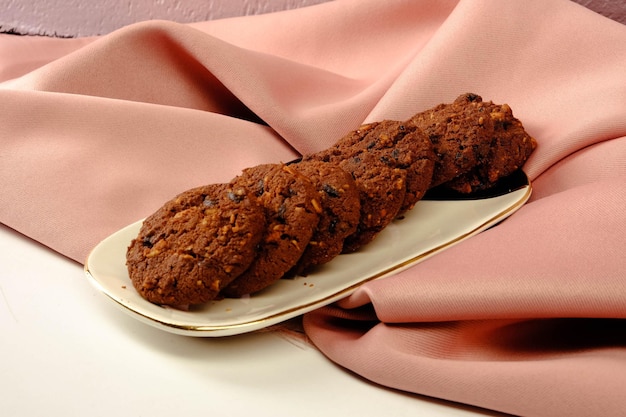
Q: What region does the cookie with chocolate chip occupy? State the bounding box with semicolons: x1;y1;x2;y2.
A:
407;93;496;187
221;163;321;297
289;159;361;274
441;102;537;193
126;183;266;306
309;120;435;214
337;151;407;253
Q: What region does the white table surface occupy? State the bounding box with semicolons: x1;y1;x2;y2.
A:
0;224;506;417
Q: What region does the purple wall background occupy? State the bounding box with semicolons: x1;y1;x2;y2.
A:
1;0;624;38
1;0;331;36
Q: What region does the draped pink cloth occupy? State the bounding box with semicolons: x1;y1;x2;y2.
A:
1;0;625;415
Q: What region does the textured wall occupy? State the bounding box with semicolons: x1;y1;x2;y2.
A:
0;0;624;37
0;0;333;37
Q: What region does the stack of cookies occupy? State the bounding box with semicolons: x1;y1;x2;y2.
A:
126;93;536;307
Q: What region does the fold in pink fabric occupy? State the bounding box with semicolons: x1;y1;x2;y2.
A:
1;0;625;415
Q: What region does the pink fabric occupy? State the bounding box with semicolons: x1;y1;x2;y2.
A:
1;0;625;415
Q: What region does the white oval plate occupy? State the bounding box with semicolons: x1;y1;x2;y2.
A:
85;171;531;337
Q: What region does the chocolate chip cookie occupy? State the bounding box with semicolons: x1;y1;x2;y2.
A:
309;120;435;214
407;93;496;187
441;102;537;193
337;151;407;253
289;159;361;274
221;163;321;297
126;183;266;306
